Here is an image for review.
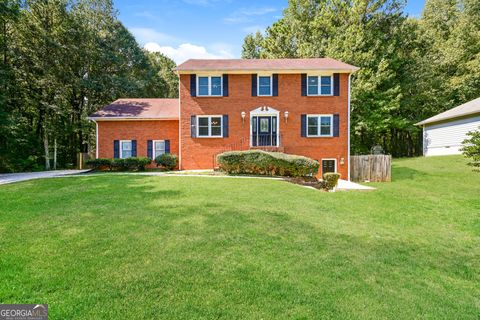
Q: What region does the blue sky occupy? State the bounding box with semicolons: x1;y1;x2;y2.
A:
114;0;426;64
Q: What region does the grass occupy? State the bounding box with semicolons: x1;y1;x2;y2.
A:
0;155;478;319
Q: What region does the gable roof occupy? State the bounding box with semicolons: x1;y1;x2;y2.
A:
416;97;480;126
88;99;179;120
176;58;359;73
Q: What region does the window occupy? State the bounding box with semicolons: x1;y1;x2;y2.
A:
307;75;333;96
197;116;223;137
258;75;272;96
153;140;165;159
120;140;132;158
306;115;333;137
197;76;222;96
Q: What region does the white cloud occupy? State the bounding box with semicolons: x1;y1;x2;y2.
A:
144;42;235;64
224;7;277;24
129;27;176;45
242;25;265;34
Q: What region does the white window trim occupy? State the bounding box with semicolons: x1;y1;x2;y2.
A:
119;140;132;159
306;114;334;137
197;75;223;97
257;75;273;97
306;75;334;97
152;140;166;159
197;115;223;138
322;158;337;175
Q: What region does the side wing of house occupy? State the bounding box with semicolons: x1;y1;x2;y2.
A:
423;115;480;156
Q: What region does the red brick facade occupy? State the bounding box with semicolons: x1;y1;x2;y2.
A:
97;120;179;167
179;73;350;178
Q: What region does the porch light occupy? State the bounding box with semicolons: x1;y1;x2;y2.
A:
340;158;345;165
241;111;246;123
284;111;289;123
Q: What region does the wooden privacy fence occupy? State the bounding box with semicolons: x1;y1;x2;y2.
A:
350;155;391;182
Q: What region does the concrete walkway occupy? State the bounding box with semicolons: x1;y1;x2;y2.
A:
0;170;90;185
337;179;375;190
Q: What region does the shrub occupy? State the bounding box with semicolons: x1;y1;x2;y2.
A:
462;127;480;171
216;150;319;177
323;172;341;191
86;158;112;170
86;157;151;171
155;153;178;170
124;157;151;171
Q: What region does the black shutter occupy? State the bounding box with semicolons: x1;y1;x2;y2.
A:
190;74;197;97
223;74;229;97
113;140;119;158
272;74;278;96
333;73;340;96
147;140;153;159
165;140;170;153
333;114;340;137
191;115;197;138
251;74;257;97
301;115;307;137
131;140;137;157
222;115;229;138
301;74;307;96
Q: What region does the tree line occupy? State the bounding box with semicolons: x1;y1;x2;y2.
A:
0;0;177;172
242;0;480;157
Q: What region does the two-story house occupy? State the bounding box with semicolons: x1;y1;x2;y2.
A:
88;58;358;179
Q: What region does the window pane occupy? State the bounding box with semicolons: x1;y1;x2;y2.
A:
198;77;209;86
320;116;331;126
308;126;318;136
210;117;221;127
308;76;318;86
155;141;165;151
320;76;331;85
211;126;221;136
259;76;271;86
122;141;132;150
320;85;331;95
211;77;221;95
198;117;209;126
198;85;209;96
320;126;331;135
308;85;318;95
320;116;331;135
122;150;132;158
259;85;271;96
307;117;318;126
198;126;209;136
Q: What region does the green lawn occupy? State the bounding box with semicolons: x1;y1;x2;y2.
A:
0;156;478;319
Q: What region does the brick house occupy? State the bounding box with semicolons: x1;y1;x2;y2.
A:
89;58;358;179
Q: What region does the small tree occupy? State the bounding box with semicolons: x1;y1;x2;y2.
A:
462;127;480;171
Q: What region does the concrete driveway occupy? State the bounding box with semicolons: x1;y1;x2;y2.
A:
0;170;89;185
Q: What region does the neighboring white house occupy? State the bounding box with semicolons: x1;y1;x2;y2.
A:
416;97;480;156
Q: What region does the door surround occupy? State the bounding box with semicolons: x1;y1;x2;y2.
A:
249;106;280;147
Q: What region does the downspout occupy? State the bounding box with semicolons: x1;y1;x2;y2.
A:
348;73;352;181
95;120;99;159
177;72;182;170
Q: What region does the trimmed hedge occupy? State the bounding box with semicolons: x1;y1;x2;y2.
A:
155;153;178;170
86;157;151;171
216;150;319;177
323;172;341;190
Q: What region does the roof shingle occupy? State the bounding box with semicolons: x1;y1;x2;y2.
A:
416;97;480;126
177;58;359;72
89;99;179;120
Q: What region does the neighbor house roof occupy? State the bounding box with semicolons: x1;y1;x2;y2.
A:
416;97;480;126
88;99;179;120
176;58;359;73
